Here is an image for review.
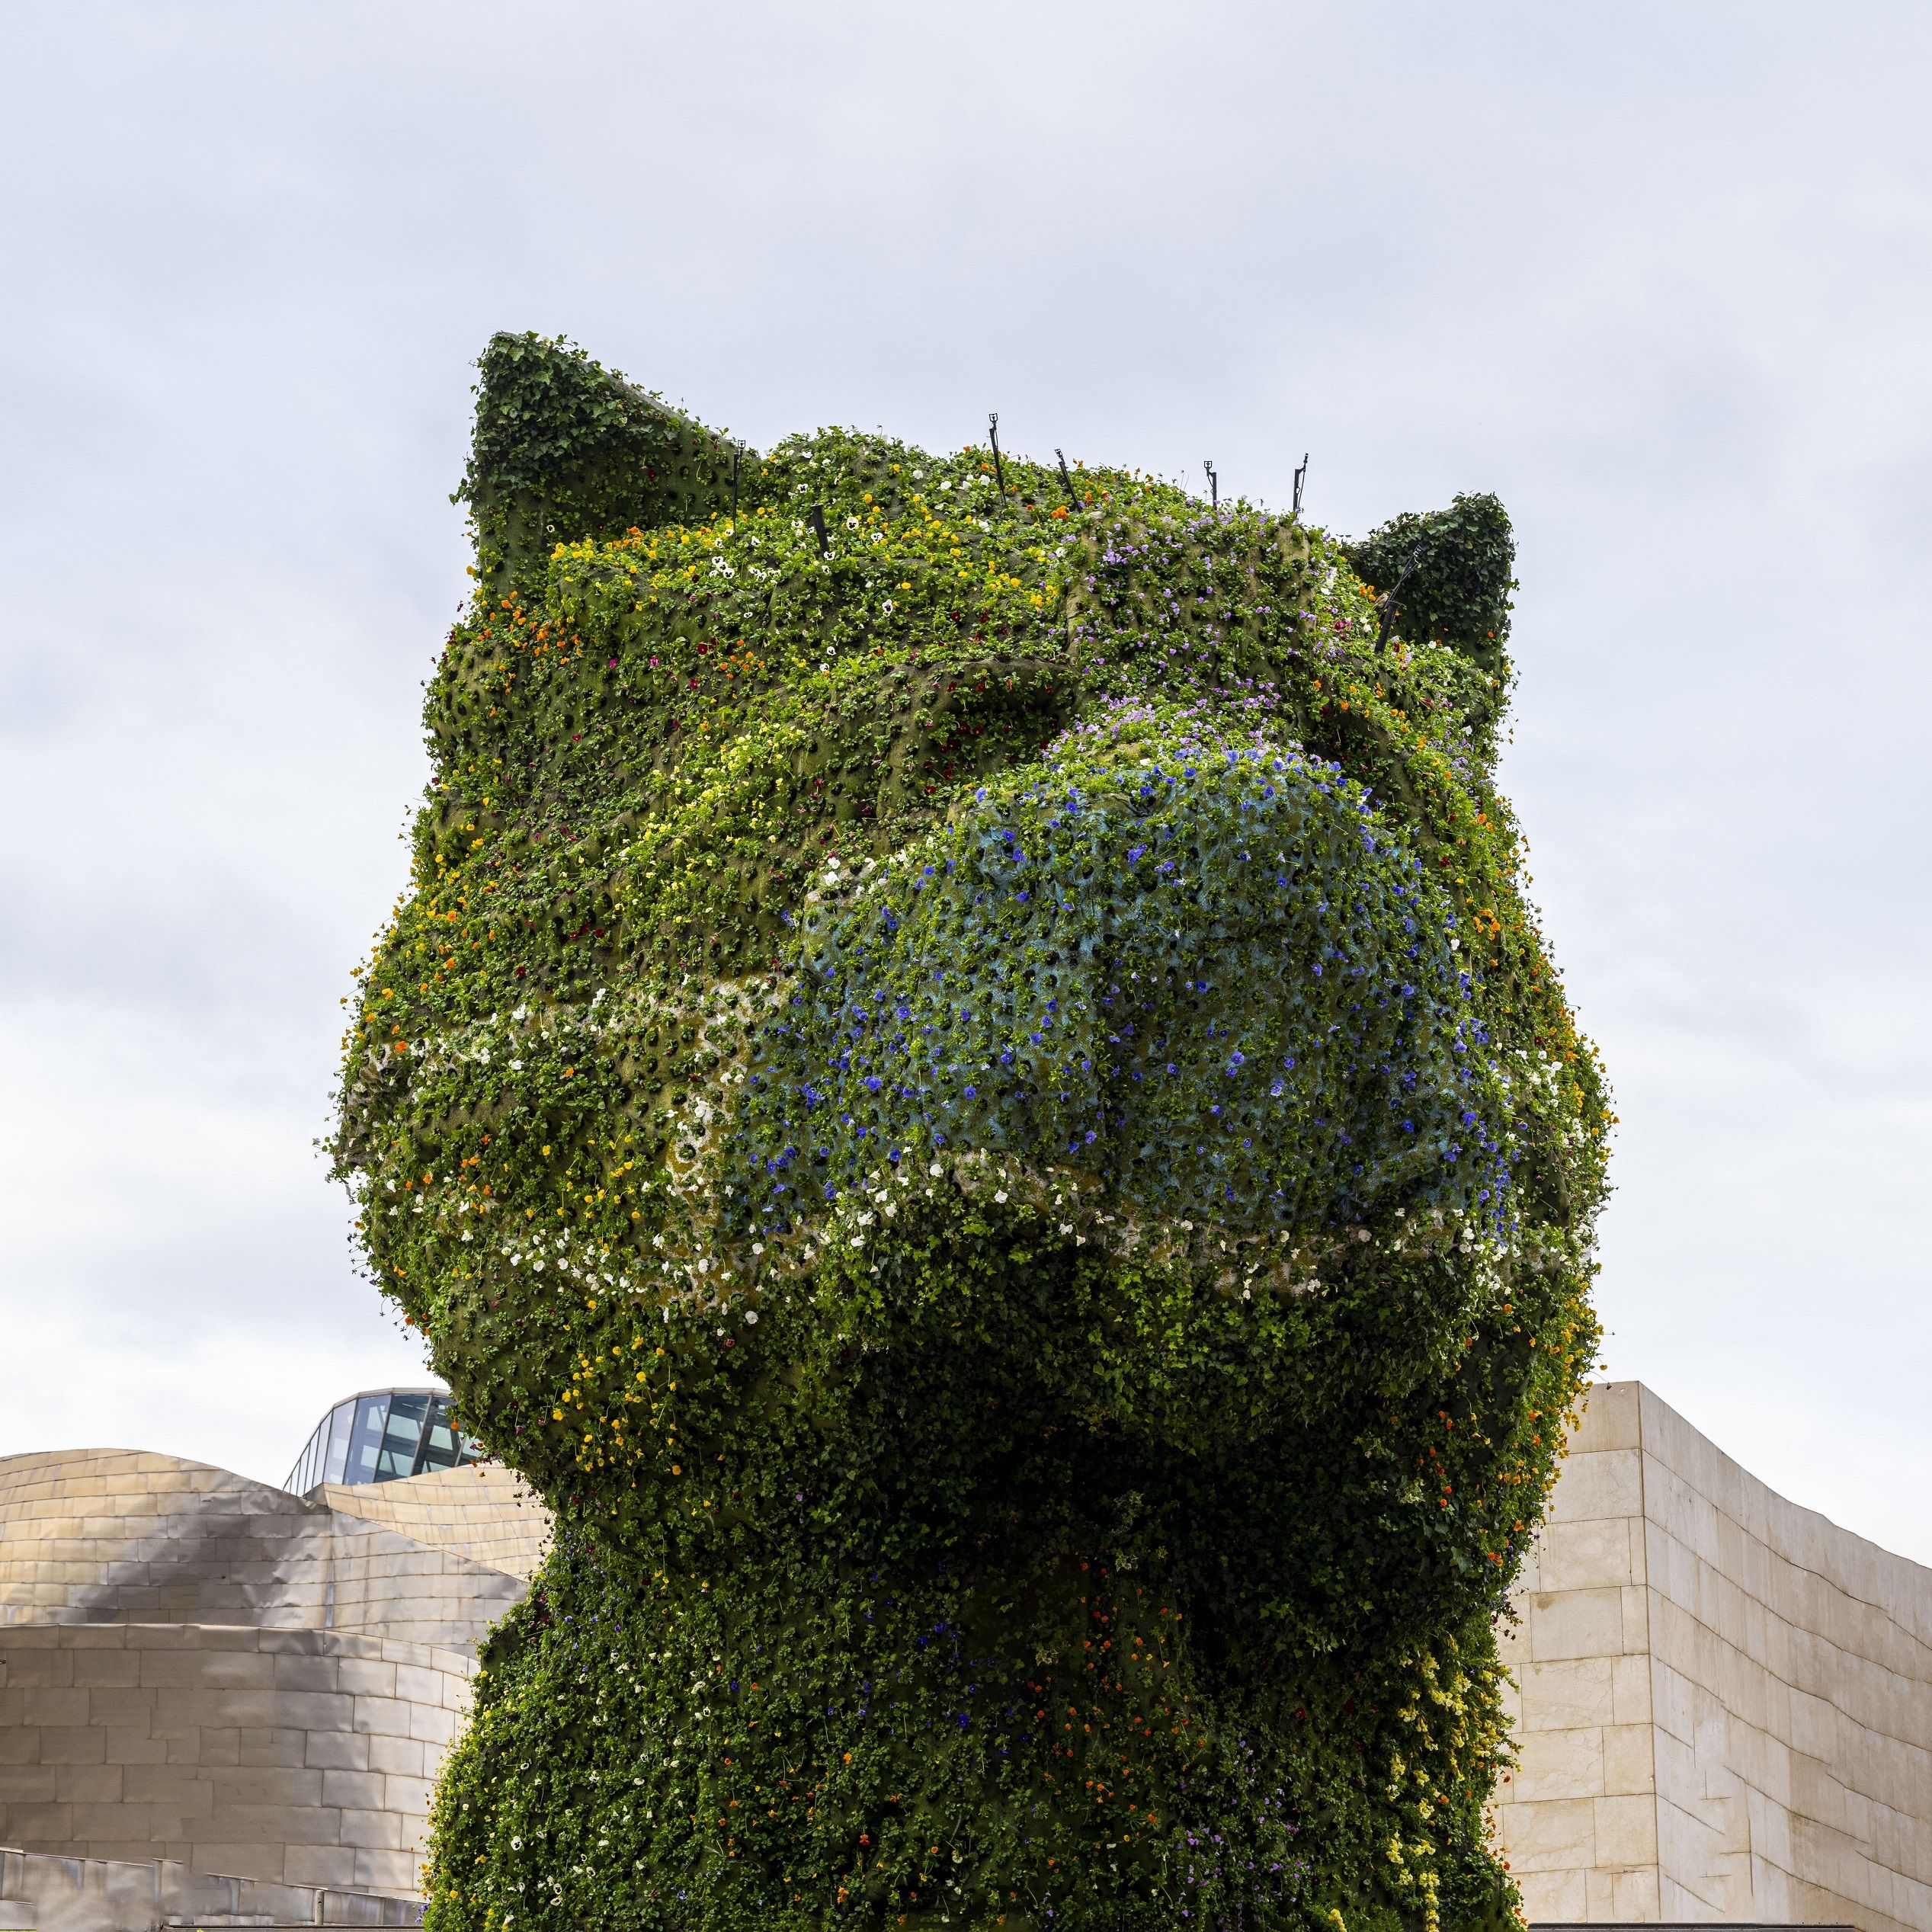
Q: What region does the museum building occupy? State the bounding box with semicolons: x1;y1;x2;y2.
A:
2;1384;1928;1930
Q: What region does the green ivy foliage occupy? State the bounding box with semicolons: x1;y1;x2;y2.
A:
333;334;1610;1932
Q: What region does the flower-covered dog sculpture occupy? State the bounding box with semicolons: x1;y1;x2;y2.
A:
335;335;1609;1932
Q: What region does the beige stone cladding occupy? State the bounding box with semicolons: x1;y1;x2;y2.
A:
0;1450;527;1651
0;1842;425;1930
0;1450;544;1900
0;1622;473;1898
1492;1381;1932;1932
318;1464;552;1582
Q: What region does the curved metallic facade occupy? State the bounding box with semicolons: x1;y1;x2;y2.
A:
0;1445;552;1898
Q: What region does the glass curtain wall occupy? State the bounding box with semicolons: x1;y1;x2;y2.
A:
283;1389;484;1495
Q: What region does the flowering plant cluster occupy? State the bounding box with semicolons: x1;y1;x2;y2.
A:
334;334;1609;1932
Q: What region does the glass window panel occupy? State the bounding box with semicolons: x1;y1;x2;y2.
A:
416;1395;460;1474
377;1392;430;1480
323;1402;355;1485
348;1395;391;1482
286;1429;316;1495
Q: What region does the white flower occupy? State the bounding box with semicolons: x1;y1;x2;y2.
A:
994;1190;1008;1203
929;1161;944;1177
745;1309;758;1325
510;1059;523;1072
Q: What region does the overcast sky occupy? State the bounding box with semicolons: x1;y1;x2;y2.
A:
4;1;1929;1555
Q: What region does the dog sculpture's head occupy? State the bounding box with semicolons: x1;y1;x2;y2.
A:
336;333;1607;1928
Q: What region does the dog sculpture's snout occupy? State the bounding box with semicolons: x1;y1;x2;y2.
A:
727;712;1511;1251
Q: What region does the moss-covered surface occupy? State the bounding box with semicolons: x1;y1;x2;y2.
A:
334;334;1610;1932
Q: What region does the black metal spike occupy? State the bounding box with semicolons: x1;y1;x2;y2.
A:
809;505;829;559
988;412;1007;497
1292;453;1309;517
1203;459;1218;509
1375;543;1425;649
731;449;740;521
1056;448;1078;506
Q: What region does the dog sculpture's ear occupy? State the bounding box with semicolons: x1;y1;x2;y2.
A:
460;332;754;595
1344;492;1517;742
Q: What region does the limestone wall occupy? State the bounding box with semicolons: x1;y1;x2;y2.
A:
0;1623;473;1898
318;1464;550;1582
0;1450;527;1651
0;1451;546;1900
0;1841;425;1930
1494;1380;1932;1931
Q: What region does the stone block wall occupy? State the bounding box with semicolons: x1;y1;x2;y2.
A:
319;1465;550;1582
1493;1381;1932;1932
0;1450;527;1652
0;1843;424;1930
0;1449;547;1901
0;1623;474;1897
